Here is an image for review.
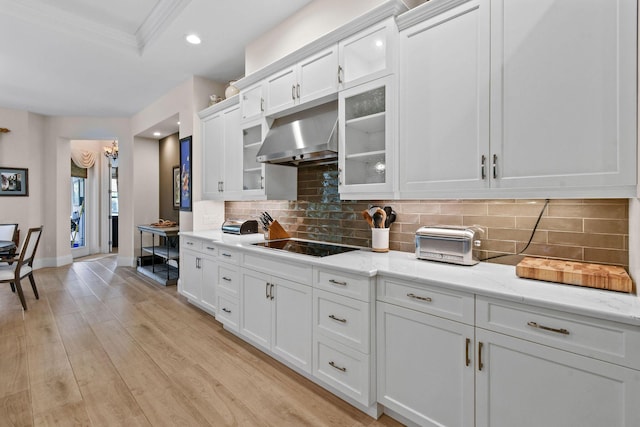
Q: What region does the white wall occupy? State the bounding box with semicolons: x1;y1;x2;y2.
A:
133;137;160;253
245;0;387;73
0;108;46;264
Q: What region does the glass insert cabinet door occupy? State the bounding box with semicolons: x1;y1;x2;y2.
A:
338;75;394;197
242;121;264;192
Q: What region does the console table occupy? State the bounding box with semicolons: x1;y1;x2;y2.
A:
136;225;179;286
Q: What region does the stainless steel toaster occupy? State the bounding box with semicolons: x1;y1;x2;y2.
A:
415;225;483;266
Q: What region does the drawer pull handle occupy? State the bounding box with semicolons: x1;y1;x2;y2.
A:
329;314;347;323
206;246;215;250
222;308;231;313
222;253;232;258
527;321;570;335
329;279;347;286
407;293;432;302
222;277;232;282
465;338;471;367
186;242;194;246
329;361;346;372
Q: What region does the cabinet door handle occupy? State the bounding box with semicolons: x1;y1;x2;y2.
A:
266;283;270;299
222;276;231;282
292;85;296;100
329;314;347;323
527;321;570;335
492;154;498;179
407;293;432;302
338;167;342;186
465;338;471;367
260;97;264;112
260;175;264;190
478;341;484;371
270;283;274;300
222;253;232;258
481;155;486;180
329;361;346;372
222;308;231;313
337;65;343;84
329;279;347;286
296;83;300;99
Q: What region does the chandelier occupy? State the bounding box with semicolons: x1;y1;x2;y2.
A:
104;140;118;160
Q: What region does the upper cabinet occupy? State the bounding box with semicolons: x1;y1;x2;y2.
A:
338;17;397;90
489;0;636;195
240;82;264;122
201;100;242;200
398;0;637;199
265;46;339;117
200;99;296;201
339;75;396;199
399;0;490;195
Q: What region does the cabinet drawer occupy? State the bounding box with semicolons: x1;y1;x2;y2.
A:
314;268;373;302
477;297;640;370
377;276;474;325
216;294;239;332
202;242;217;256
314;289;370;354
314;338;371;406
217;248;240;265
218;265;239;296
181;236;202;251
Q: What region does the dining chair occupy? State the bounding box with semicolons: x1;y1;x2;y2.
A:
0;226;43;310
0;223;18;264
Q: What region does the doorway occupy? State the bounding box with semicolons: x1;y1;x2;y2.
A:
70;176;87;254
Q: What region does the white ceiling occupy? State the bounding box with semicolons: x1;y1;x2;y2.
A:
0;0;313;119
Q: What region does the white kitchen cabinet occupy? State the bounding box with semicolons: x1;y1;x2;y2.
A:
398;0;637;199
240;267;312;373
214;247;240;331
179;237;218;316
399;0;490;195
338;17;397;90
265;46;338;117
489;0;636;194
338;76;396;199
240;81;264;122
377;301;475;427
239;119;297;201
475;328;640;427
200;102;242;200
312;267;376;411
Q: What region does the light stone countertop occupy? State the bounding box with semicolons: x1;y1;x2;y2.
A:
180;230;640;327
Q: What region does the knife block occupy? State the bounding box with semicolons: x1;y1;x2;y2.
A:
267;220;291;240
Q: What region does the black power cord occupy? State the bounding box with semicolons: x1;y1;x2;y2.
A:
480;199;550;262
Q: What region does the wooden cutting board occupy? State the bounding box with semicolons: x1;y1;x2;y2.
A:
516;257;633;293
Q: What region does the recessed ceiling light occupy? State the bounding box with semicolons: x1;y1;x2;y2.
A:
375;39;384;48
153;132;161;137
177;121;180;125
186;34;201;45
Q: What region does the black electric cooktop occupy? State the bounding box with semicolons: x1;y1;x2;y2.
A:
253;239;361;257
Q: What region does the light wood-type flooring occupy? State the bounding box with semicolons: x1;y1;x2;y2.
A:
0;255;403;426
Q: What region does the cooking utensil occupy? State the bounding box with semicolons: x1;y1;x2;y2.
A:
362;210;374;228
372;207;386;229
383;206;395;228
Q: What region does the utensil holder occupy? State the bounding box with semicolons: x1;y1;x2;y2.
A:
372;228;389;252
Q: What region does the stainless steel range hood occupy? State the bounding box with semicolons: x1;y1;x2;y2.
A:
257;102;338;167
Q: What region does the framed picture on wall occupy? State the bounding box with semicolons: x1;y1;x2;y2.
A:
179;136;192;211
173;165;180;209
0;167;29;196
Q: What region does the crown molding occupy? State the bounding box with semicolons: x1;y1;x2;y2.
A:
396;0;474;31
0;0;188;55
136;0;192;54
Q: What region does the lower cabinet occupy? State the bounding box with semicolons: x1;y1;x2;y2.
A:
179;238;218;315
377;302;474;427
475;328;640;427
240;267;312;373
376;276;640;427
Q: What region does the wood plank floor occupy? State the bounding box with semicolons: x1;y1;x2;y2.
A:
0;256;403;426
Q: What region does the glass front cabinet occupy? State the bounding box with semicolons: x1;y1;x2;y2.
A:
338;75;395;198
